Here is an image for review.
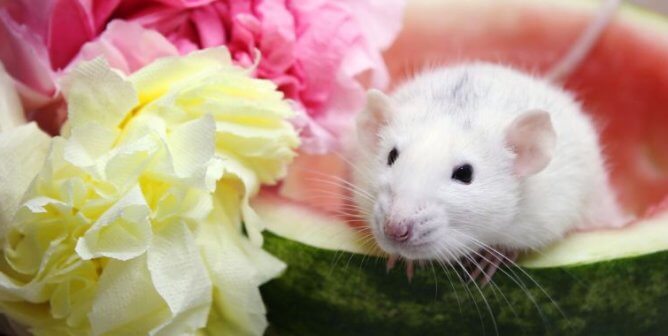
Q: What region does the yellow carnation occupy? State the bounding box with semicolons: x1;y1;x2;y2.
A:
0;48;299;335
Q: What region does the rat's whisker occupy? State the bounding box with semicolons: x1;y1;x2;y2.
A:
431;255;463;312
451;245;499;336
461;235;564;325
284;163;374;198
305;174;375;200
460;246;521;320
330;150;375;180
302;180;375;202
302;188;374;205
440;247;492;335
426;259;439;300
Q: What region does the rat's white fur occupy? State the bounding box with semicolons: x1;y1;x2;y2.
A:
353;63;626;261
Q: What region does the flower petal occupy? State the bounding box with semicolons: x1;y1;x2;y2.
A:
197;196;285;336
167;114;216;188
104;133;161;189
0;123;50;233
191;6;225;48
64;121;118;168
147;221;211;336
61;58;138;129
73;20;179;75
75;186;152;261
0;63;26;131
47;0;95;70
342;0;406;50
89;255;170;336
0;9;56;106
130;47;234;105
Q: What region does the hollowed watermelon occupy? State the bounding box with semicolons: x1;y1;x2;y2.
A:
256;0;668;334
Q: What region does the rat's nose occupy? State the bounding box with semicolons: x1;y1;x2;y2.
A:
383;219;413;243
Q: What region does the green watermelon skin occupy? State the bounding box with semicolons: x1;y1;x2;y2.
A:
261;232;668;335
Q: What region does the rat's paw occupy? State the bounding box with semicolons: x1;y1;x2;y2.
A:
460;248;519;286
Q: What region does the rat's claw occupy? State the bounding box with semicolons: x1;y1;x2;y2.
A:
478;252;502;287
406;260;414;283
466;248;519;287
386;255;398;273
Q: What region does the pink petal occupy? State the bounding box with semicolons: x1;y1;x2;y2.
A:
91;0;122;32
170;20;200;53
263;71;303;101
125;4;186;30
0;10;57;109
2;0;54;36
229;13;260;56
336;0;406;88
47;0;95;69
284;0;404;153
153;0;217;9
72;20;179;74
256;0;296;75
288;101;338;154
191;6;225;48
340;0;406;50
292;2;358;112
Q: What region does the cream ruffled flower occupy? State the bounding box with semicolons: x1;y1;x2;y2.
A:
0;48;298;335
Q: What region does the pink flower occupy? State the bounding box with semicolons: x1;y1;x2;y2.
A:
0;0;177;134
0;0;405;153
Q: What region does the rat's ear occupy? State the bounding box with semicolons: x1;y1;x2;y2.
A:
505;110;556;177
356;89;392;147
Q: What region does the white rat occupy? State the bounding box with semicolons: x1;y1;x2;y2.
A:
350;0;627;282
352;64;627;282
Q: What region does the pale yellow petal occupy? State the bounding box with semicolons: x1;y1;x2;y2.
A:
217;155;264;245
197;193;285;336
151;187;212;224
103;134;160;189
75;186;151;261
61;58;138;129
235;234;286;285
7;197;70;277
0;301;52;333
89;255;170;336
215;119;298;184
0;123;50;235
167;114;216;189
147;221;211;336
64;122;118;168
131;47;234;105
48;264;97;325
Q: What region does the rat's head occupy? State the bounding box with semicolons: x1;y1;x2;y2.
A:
354;84;556;262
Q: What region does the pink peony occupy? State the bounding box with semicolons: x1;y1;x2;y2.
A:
0;0;404;152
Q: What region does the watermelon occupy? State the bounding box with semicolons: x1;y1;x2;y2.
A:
256;0;668;334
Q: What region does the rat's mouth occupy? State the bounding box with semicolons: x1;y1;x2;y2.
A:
378;234;443;260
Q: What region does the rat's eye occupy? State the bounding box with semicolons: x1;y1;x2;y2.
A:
387;147;399;166
452;163;474;184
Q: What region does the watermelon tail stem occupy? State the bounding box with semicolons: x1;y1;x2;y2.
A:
546;0;622;82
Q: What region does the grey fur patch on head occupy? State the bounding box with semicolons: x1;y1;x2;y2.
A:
451;71;470;101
